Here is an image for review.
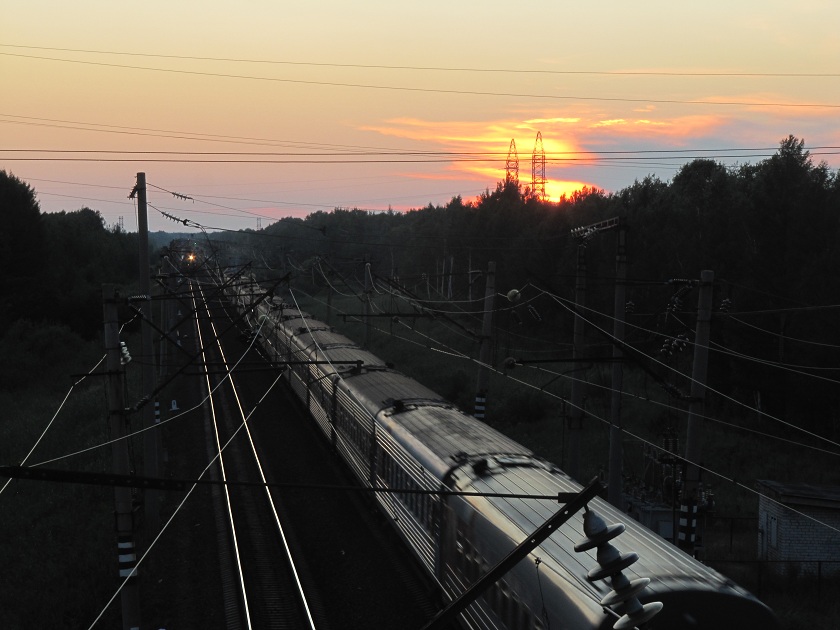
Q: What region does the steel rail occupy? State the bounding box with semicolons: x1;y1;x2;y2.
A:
191;282;255;628
198;281;317;630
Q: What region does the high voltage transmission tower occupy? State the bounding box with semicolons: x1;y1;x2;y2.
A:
531;131;546;201
505;138;519;185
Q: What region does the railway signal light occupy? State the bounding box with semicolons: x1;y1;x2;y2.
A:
574;509;663;630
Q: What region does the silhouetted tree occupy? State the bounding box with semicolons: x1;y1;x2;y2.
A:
0;171;45;334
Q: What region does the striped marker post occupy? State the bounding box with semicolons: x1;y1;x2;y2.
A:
474;391;487;420
117;535;139;580
677;502;698;550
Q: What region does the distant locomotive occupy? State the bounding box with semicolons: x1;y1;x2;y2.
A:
221;275;779;630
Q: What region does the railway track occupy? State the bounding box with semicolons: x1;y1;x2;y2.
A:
159;270;446;629
191;280;317;629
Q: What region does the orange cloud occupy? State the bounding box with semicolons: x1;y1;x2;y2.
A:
586;113;725;140
523;117;582;124
359;108;735;198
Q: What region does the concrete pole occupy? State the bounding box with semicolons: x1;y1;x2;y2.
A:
607;226;628;508
474;262;496;420
567;244;587;481
363;259;371;349
680;269;714;554
103;286;141;630
137;172;161;530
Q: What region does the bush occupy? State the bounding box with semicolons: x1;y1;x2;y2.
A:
0;320;86;391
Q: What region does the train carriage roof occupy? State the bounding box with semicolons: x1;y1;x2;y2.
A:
280;322;387;373
463;465;744;597
461;465;778;627
342;368;535;478
338;369;444;413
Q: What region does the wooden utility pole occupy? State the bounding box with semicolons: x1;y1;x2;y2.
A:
103;285;142;630
474;262;496;420
136;172;161;529
680;269;714;554
607;225;628;507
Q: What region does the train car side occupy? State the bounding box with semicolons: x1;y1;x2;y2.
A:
217;277;779;630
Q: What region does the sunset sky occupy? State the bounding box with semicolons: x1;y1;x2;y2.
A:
3;1;839;232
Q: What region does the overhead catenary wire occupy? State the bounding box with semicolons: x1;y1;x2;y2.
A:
544;289;840;451
0;354;106;497
353;279;840;460
727;314;840;350
539;283;840;385
31;287;272;468
290;275;840;537
349;269;840;456
190;259;840;544
86;361;288;630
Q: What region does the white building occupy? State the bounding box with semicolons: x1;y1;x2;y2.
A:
756;480;840;577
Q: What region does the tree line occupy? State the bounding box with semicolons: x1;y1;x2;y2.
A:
234;136;840;440
0;171;139;389
2;134;838;434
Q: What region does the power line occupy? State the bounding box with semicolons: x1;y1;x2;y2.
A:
7;147;840;159
7;115;838;157
4;51;840;109
3;44;840;78
0;113;411;151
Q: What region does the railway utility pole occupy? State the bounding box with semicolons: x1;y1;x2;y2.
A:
679;269;714;555
474;262;496;421
132;172;162;529
364;257;372;348
103;285;141;630
607;223;628;508
567;217;623;482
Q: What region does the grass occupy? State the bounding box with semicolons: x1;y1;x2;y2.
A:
0;339;122;629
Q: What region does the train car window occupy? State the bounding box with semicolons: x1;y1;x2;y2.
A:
522;604;535;630
469;547;480;582
500;582;511;626
462;542;470;579
480;578;490;606
385;452;393;485
455;525;467;575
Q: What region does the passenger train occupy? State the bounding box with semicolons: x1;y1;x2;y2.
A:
219;273;779;630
